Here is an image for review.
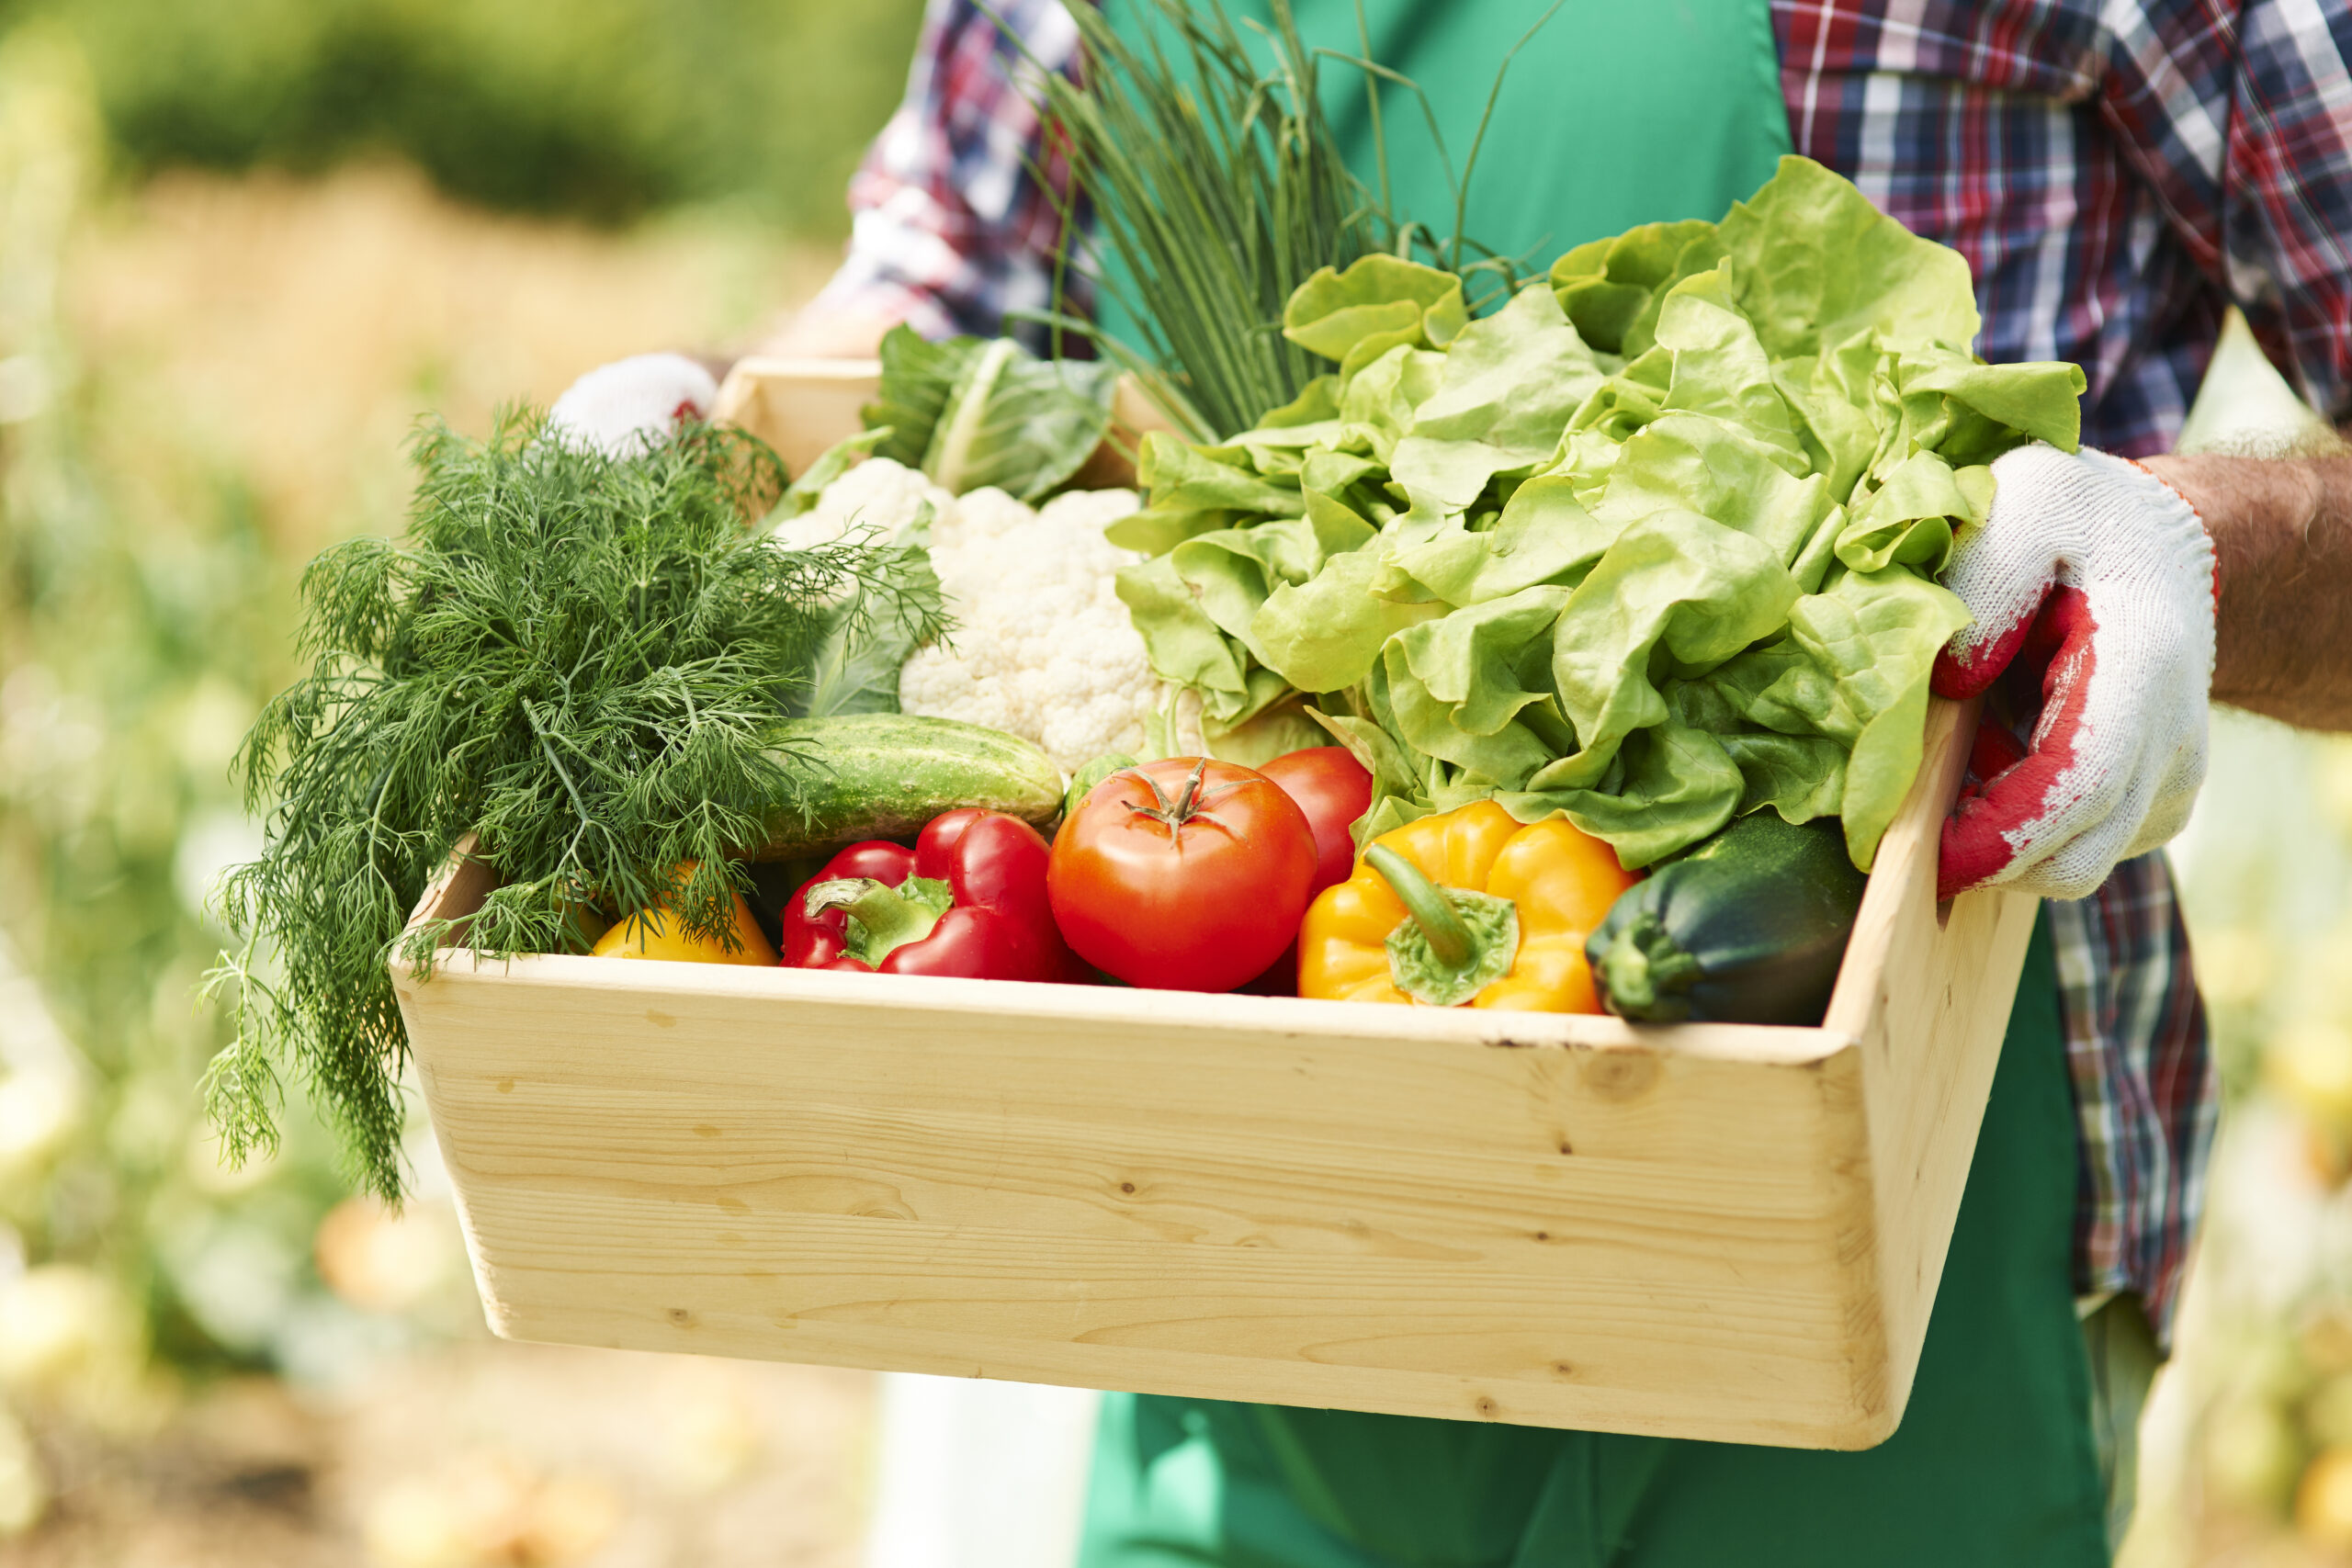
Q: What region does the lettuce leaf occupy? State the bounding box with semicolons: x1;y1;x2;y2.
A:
1283;254;1469;378
1388;286;1614;508
1112;157;2084;869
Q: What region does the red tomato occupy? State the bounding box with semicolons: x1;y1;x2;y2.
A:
1255;747;1374;895
1048;757;1316;992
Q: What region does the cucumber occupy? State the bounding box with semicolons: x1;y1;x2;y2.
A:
757;714;1064;856
1586;812;1868;1026
1063;751;1139;821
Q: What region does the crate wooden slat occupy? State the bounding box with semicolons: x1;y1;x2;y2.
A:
710;356;880;477
395;695;2035;1449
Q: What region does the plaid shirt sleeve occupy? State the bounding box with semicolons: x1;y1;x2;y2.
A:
2045;854;2215;1339
1773;0;2350;1342
803;0;1087;352
2100;0;2352;423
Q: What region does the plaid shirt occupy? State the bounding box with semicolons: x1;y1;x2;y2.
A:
810;0;2352;1338
815;0;1089;351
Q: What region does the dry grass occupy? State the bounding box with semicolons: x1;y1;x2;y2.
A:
2;162;873;1568
9;1348;872;1568
64;161;840;554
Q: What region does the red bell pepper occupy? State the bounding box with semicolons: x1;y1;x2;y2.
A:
781;808;1080;982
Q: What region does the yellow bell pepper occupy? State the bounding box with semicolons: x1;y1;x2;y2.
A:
1297;799;1636;1011
589;861;776;965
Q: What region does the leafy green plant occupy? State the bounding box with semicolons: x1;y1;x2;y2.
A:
1116;159;2088;873
204;416;944;1198
47;0;925;228
1015;0;1380;438
1010;0;1549;440
864;324;1121;500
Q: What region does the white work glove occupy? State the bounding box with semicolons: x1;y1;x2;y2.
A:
1932;442;2216;900
546;352;718;457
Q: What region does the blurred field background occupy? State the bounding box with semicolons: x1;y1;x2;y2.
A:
0;4;912;1562
0;2;2349;1563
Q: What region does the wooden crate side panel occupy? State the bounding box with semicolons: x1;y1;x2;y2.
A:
446;1175;1891;1448
1821;698;2039;1433
401;962;1894;1445
1852;887;2038;1407
400;831;493;948
400;961;1845;1169
711;358;878;478
409;987;1863;1280
424;1092;1843;1272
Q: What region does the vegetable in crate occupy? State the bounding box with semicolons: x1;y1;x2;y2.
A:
782;808;1078;983
1299;800;1636;1011
1114;157;2086;877
1023;0;1399;441
1256;746;1374;896
757;713;1063;857
774;457;1161;773
860;325;1121;502
205;415;943;1199
1049;758;1317;993
1587;812;1868;1026
591;861;777;965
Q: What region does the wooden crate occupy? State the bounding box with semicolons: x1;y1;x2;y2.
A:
710;355;881;477
394;693;2035;1450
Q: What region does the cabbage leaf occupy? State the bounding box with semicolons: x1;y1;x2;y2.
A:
863;326;1118;504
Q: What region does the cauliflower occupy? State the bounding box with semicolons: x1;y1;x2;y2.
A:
895;483;1159;773
774;455;1161;771
771;455;947;552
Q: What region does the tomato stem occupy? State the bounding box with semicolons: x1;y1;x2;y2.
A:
1125;757;1236;835
1364;846;1472;968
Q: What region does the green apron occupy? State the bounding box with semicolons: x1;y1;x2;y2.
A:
1079;9;2107;1561
1080;918;2105;1566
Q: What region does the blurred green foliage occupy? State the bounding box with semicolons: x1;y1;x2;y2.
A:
5;0;925;229
0;27;480;1405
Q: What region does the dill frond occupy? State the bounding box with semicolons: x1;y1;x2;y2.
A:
207;412;944;1199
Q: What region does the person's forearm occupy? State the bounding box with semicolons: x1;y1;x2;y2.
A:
753;302;900;361
2139;451;2352;731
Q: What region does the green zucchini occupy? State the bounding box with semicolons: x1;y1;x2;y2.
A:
1586;813;1868;1026
757;714;1063;856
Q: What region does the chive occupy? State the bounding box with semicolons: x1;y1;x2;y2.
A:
993;0;1556;435
993;0;1385;437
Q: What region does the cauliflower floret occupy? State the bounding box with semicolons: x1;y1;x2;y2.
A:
895;483;1159;772
771;456;948;553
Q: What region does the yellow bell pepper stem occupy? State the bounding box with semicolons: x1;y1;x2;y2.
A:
1363;845;1472;967
1297;800;1638;1012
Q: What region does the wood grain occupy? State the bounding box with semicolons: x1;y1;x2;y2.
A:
710;357;877;476
396;697;2030;1449
1826;701;2041;1428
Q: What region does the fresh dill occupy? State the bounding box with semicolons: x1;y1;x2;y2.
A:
203;412;944;1200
